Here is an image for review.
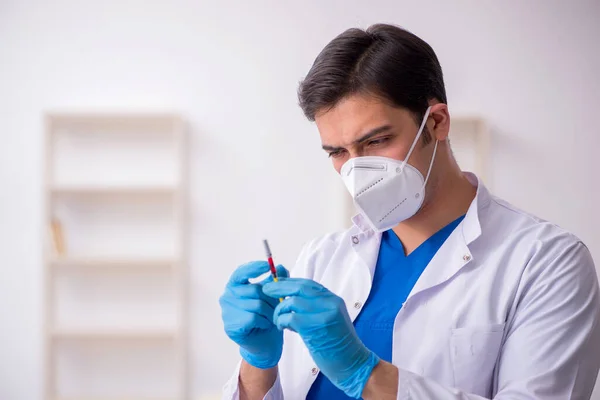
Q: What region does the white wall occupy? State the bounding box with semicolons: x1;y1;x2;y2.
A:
1;0;599;399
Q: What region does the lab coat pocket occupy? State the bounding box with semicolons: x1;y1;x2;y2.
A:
450;323;505;396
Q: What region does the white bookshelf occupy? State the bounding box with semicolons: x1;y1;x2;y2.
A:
43;113;188;400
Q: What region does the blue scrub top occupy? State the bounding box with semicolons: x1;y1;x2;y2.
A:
306;215;465;399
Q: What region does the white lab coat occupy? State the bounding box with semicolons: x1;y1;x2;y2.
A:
223;173;600;399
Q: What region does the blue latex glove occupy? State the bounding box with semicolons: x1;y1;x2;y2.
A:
219;261;289;369
262;278;380;398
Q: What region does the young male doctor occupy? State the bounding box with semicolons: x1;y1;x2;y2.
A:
219;24;600;399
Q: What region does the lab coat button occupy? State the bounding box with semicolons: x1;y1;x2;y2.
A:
354;301;362;309
352;236;359;244
463;254;471;261
311;367;319;375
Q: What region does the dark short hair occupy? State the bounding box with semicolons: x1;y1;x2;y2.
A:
298;24;446;143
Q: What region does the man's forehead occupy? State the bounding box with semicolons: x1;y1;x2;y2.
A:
315;96;401;146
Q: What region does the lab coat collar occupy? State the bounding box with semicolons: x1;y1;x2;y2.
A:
460;172;490;245
351;212;374;234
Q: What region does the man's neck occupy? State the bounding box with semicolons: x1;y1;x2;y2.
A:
391;171;476;255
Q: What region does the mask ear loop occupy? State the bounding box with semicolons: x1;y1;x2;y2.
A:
400;106;432;171
422;140;438;191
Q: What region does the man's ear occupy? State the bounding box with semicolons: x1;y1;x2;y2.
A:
428;103;450;142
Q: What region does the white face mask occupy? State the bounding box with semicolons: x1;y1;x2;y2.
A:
340;106;438;232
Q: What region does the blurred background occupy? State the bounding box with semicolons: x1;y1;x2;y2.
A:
1;0;599;399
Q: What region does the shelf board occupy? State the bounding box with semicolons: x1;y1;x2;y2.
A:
51;328;178;340
49;257;178;269
50;185;178;196
46;112;183;129
55;397;175;400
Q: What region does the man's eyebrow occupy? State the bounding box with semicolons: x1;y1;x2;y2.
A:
354;125;393;144
321;125;393;152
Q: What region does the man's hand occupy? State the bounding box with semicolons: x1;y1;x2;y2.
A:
263;278;380;399
219;261;289;369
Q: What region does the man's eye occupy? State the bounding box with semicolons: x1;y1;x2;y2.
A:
367;137;389;146
328;150;346;159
